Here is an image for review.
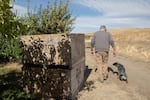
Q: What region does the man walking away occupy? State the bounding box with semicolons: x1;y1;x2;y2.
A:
91;25;116;82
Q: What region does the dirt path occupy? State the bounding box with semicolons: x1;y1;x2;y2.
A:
78;48;150;100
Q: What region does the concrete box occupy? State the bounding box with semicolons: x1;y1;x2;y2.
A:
21;34;85;99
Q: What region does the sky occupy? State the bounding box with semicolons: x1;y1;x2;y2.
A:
13;0;150;33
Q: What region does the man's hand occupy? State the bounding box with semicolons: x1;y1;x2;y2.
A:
113;51;116;57
113;48;116;57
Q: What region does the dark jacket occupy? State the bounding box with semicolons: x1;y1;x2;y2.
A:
91;31;115;52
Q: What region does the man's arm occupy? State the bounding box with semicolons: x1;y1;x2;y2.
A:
109;34;116;57
112;47;116;57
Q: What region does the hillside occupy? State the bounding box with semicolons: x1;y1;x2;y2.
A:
85;28;150;62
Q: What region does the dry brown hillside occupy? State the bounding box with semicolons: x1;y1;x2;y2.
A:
85;28;150;62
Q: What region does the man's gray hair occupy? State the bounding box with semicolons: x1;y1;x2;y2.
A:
100;25;107;32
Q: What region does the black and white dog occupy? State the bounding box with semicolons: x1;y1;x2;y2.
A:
113;62;128;83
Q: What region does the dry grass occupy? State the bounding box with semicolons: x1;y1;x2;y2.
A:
110;28;150;62
110;28;150;42
85;28;150;62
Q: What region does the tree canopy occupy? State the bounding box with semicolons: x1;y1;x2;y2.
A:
23;0;75;34
0;0;23;38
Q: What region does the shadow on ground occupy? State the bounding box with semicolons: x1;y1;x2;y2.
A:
0;71;41;100
80;66;95;92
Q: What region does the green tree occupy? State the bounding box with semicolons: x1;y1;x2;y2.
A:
0;0;24;62
24;0;75;34
0;0;23;38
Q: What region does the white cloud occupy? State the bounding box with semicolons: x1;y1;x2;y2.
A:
73;0;150;17
72;0;150;33
12;4;27;16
